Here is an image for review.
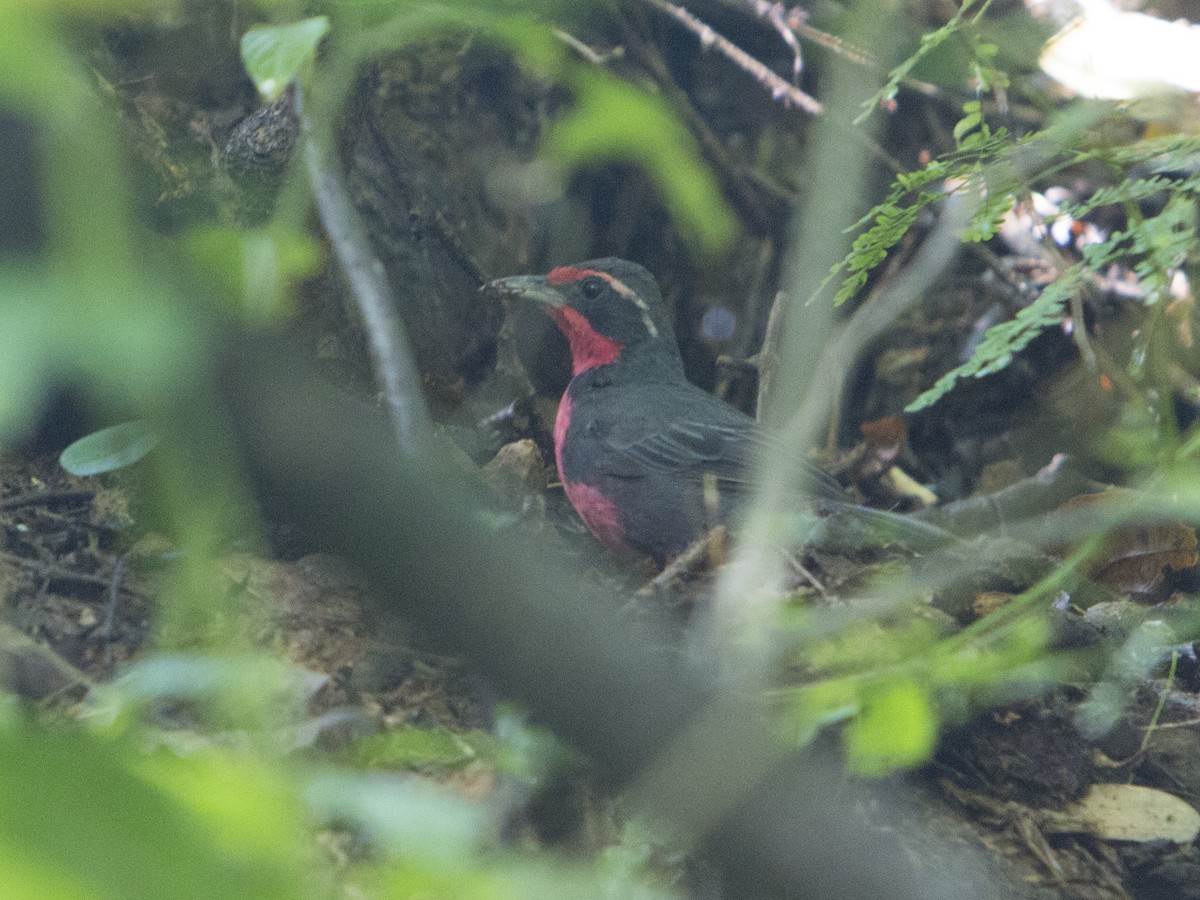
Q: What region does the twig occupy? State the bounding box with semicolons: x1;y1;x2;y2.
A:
296;87;430;454
712;0;938;95
1135;650;1178;761
1;551;146;598
755;290;786;421
643;0;823;114
553;28;625;65
749;1;806;81
102;548;136;672
0;489;95;511
639;525;729;595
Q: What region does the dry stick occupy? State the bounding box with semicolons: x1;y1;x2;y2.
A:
296;88;429;454
712;0;939;95
755;289;785;422
1;551;145;598
553;28;625;64
642;0;823;114
0;489;95;511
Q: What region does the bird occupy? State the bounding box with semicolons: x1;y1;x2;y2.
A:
486;257;856;566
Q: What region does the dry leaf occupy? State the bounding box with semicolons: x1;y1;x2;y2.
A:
1059;491;1199;595
1042;783;1200;844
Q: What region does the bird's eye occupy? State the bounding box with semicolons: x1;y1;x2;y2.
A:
580;277;605;300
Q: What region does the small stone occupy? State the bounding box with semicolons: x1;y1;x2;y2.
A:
483;439;550;509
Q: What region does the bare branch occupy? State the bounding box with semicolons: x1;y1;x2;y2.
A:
296;88;430;454
643;0;823;114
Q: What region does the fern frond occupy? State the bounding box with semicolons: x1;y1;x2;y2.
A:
905;265;1088;412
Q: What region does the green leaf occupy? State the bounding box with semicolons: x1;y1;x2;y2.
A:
844;680;938;776
240;17;330;101
953;101;983;144
905;264;1087;412
347;727;500;771
0;719;304;900
184;226;322;322
304;773;485;861
548;71;737;254
60;421;159;476
781;678;862;746
857;0;994;124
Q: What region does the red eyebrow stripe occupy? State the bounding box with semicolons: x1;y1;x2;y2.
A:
546;266;613;286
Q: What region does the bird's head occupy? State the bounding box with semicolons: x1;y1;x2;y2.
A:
487;258;680;376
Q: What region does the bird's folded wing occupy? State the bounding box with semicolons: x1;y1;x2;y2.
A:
600;416;846;500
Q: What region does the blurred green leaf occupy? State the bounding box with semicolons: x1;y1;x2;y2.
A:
782;677;861;746
106;654;327;731
0;719;305;900
804;617;942;673
347;727;499;771
375;856;678;900
548;71;737;254
0;271;203;441
60;421;159;476
1097;402;1162;469
304;772;484;861
844;680;938;776
1076;619;1179;738
339;6;733;253
241;16;330;101
0;15;68;109
115;654;324;703
0;0;172;13
185;226;322;322
306;771;676;896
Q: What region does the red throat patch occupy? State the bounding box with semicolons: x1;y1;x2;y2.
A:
548;306;624;375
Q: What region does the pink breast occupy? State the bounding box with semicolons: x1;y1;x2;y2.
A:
554;392;626;551
562;479;625;551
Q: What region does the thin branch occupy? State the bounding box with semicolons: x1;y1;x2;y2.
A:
0;489;95;511
295;87;430;454
553;28;625;64
713;0;939;95
643;0;823;114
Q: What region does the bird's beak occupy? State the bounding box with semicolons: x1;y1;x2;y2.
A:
483;275;564;308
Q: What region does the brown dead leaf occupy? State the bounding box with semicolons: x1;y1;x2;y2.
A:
1059;492;1199;595
860;414;907;449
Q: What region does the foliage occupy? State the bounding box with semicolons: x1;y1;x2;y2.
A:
5;0;1200;895
0;705;307;900
60;421;159;476
241;16;330;102
828;115;1200;412
546;71;737;253
0;3;732;897
245;4;735;253
857;0;999;123
778;581;1063;775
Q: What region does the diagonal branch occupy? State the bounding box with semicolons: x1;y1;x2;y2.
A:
643;0;823;114
296;87;430;454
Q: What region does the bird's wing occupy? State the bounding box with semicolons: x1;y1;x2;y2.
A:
596;387;845;500
602;415;956;549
